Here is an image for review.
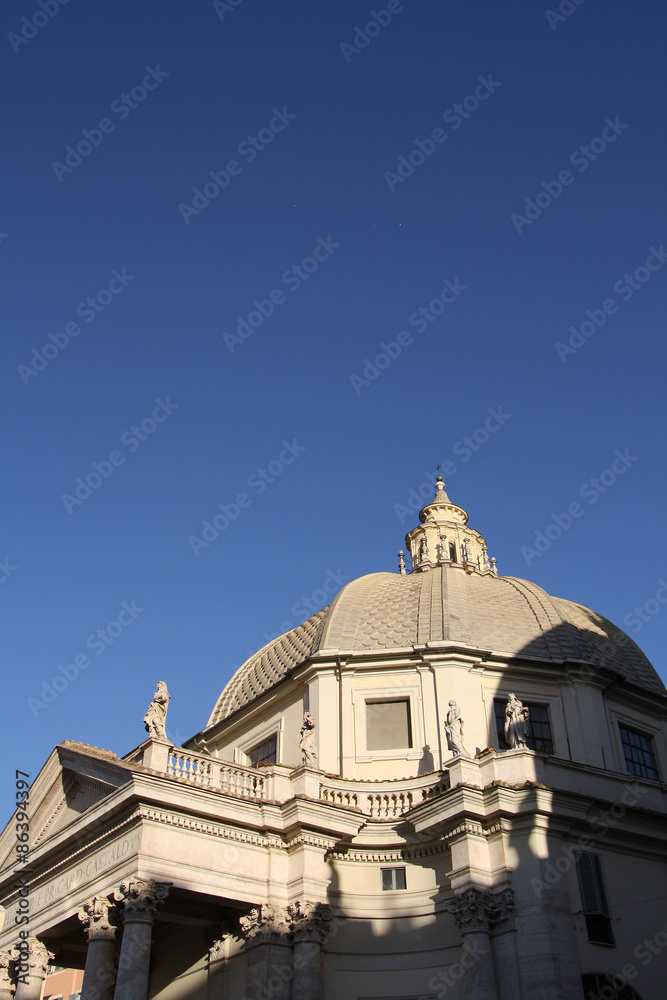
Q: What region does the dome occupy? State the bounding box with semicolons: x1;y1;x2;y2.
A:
206;480;664;728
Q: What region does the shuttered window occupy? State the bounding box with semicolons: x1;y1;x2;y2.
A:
247;736;277;766
575;853;615;945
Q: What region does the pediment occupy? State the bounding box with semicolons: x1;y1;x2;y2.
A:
0;743;131;874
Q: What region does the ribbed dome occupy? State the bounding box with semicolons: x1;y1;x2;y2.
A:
206;566;664;728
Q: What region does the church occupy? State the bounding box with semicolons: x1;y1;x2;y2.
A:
1;478;665;1000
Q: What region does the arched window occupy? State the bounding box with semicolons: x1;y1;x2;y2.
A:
581;973;645;1000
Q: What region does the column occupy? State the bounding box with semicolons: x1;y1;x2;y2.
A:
287;901;331;1000
10;938;54;1000
206;927;230;1000
487;889;523;1000
78;895;119;1000
112;879;170;1000
447;889;499;1000
239;906;292;1000
0;953;14;1000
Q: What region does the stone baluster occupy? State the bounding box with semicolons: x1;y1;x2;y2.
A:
206;927;231;1000
287;901;331;1000
9;938;54;1000
239;906;292;1000
0;953;14;1000
447;889;499;1000
487;889;523;1000
78;895;119;1000
112;879;170;1000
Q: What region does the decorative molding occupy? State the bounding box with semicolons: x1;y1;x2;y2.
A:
139;806;284;851
32;774;78;848
114;879;170;924
207;924;231;965
328;841;449;863
78;895;118;940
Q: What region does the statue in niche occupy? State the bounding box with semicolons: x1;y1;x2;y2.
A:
444;700;470;757
504;693;530;749
439;534;448;562
143;681;170;740
461;538;472;563
299;711;318;767
419;537;429;563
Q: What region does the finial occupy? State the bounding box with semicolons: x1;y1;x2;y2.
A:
491;556;498;576
398;550;406;575
435;474;445;492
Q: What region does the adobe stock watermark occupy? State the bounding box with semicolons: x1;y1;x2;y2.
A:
393;408;511;523
545;0;588;32
27;600;145;717
1;559;18;584
61;397;179;514
350;277;467;394
555;245;667;362
223;236;340;353
520;449;638;566
178;107;296;224
588;918;667;1000
383;75;501;192
51;67;169;182
511;117;628;234
17;267;135;386
340;0;412;63
623;579;667;635
188;439;306;556
8;0;71;54
213;0;248;21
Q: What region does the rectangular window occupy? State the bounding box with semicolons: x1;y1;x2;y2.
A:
494;699;553;754
366;699;413;751
575;852;615;945
619;725;658;779
247;736;277;766
381;867;407;891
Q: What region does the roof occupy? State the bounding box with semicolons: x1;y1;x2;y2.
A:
206;567;664;727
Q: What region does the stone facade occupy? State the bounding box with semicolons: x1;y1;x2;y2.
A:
0;481;665;1000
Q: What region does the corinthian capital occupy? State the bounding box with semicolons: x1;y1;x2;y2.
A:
9;937;54;979
0;952;13;992
446;888;493;935
286;900;332;942
78;895;118;940
487;887;515;934
238;905;289;947
114;879;170;924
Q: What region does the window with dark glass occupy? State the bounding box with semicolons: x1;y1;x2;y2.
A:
247;736;277;766
582;974;644;999
493;700;553;754
366;699;412;751
575;852;615;946
618;725;658;780
381;867;407;890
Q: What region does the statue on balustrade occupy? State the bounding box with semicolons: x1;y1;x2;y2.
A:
143;681;170;740
504;693;530;749
444;700;470;757
299;711;318;767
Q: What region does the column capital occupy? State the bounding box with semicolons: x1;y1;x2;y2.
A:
78;895;119;941
206;924;231;966
114;879;170;925
9;937;54;980
487;887;515;934
0;952;14;993
239;905;289;948
286;900;332;943
446;887;494;935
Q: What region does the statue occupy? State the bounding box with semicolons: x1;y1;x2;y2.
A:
504;693;530;749
444;700;470;757
299;711;318;767
439;534;448;562
419;537;428;563
461;538;472;563
143;681;170;740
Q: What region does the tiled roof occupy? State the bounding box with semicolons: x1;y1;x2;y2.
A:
206;568;664;726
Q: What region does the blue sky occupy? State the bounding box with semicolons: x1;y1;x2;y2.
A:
3;0;666;808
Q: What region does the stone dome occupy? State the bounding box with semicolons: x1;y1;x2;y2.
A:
206;481;664;728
